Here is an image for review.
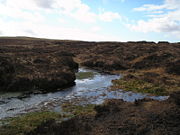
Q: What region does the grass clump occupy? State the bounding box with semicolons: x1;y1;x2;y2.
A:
76;72;95;80
0;111;61;135
112;78;168;96
0;104;96;135
62;103;96;116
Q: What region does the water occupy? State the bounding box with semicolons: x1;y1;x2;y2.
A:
0;68;169;119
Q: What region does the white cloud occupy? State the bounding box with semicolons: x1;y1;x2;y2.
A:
66;4;97;23
0;0;45;22
134;4;165;12
4;0;38;10
91;26;101;32
0;0;122;41
33;0;54;9
0;19;120;41
49;0;96;23
129;0;180;38
0;0;121;23
99;11;121;22
58;18;66;23
134;0;180;11
54;0;121;23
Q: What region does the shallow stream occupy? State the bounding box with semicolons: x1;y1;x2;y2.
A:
0;68;168;119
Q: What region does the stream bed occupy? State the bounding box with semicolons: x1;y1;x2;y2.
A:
0;68;169;119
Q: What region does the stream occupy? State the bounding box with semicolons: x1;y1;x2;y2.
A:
0;68;168;119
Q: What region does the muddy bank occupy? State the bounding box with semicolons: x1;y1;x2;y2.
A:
28;92;180;135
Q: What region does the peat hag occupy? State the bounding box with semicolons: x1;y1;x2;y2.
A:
0;37;78;92
0;37;179;135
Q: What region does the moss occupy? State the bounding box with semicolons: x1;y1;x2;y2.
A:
0;111;61;135
0;104;96;135
62;103;96;116
76;72;95;80
112;78;168;96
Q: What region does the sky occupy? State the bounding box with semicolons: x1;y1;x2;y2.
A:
0;0;180;42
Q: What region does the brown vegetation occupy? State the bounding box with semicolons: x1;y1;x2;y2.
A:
0;37;179;135
28;92;180;135
0;37;179;93
0;37;78;92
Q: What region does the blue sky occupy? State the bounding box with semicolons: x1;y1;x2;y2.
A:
0;0;179;42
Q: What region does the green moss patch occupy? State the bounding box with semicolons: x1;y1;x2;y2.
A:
62;103;96;116
0;103;96;135
0;111;61;135
112;78;168;96
76;72;95;80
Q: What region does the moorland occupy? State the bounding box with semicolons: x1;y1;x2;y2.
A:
0;37;179;135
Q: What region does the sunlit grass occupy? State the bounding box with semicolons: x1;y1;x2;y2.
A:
112;78;168;96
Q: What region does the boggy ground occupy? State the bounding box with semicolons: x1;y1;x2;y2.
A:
28;92;180;135
0;93;179;135
0;37;180;135
43;39;180;95
71;41;180;95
